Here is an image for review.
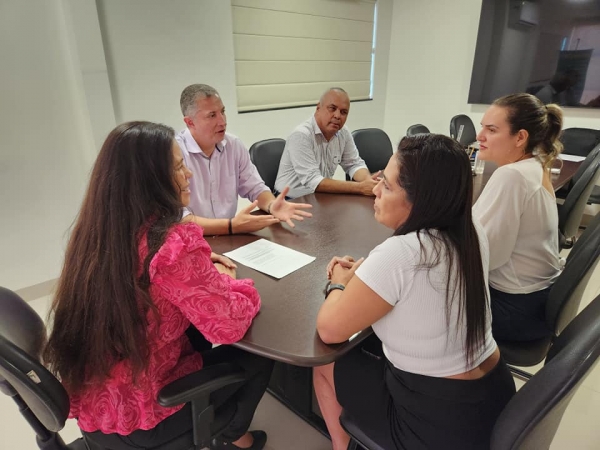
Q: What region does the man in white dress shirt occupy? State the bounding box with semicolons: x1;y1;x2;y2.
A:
275;88;379;199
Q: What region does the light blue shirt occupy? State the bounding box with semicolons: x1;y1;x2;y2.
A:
275;117;367;198
176;129;270;219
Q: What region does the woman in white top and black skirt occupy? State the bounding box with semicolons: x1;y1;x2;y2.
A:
313;134;516;450
473;93;563;342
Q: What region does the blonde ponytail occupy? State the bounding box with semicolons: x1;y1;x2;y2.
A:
539;103;563;171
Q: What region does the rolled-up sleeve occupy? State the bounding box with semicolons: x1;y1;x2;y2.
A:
286;131;325;193
339;130;368;179
150;224;261;345
233;137;271;201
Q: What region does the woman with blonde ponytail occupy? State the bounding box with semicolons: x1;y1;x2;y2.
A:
473;93;563;341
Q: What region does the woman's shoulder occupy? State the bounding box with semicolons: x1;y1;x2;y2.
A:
495;158;541;183
149;223;210;272
166;221;209;251
485;161;533;195
369;233;424;263
492;161;527;179
167;221;205;239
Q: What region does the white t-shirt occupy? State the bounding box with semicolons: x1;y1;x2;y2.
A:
355;221;497;377
473;157;560;294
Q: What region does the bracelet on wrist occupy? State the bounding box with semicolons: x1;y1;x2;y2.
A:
325;282;345;298
267;201;274;215
228;218;233;235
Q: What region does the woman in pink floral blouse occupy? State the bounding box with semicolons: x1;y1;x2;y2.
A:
43;121;273;450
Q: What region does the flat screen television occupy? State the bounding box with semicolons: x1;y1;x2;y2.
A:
468;0;600;109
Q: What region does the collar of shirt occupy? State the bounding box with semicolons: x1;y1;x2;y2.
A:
180;128;226;157
310;116;339;141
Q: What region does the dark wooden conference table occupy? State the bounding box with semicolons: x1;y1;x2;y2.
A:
209;158;581;367
208;192;389;367
207;158;581;432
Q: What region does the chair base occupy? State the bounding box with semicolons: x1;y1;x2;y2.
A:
507;365;533;382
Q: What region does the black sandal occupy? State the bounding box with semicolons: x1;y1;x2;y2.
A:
210;430;267;450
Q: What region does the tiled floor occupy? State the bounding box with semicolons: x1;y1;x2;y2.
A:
3;250;600;449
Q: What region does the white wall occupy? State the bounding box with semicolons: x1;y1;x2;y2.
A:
95;0;392;146
2;0;393;292
0;0;97;292
383;0;600;145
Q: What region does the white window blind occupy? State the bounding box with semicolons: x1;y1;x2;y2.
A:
231;0;376;112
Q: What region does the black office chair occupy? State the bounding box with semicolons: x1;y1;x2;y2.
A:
560;127;600;158
490;293;600;450
449;114;477;147
406;124;430;136
497;211;600;379
587;184;600;205
248;138;286;192
577;143;600;206
0;287;247;450
347;128;393;181
556;143;600;201
558;147;600;248
340;410;385;450
340;293;600;450
556;128;600;203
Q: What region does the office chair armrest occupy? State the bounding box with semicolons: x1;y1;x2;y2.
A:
157;363;246;408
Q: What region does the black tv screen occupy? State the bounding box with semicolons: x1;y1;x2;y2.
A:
469;0;600;109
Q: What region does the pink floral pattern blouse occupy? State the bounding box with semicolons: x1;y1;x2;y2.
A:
69;223;261;434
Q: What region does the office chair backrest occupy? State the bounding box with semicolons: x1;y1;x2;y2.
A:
490;293;600;450
547;212;600;335
406;124;430;136
569;143;600;187
449;114;477;147
351;128;393;173
560;128;600;157
0;287;70;433
248;138;285;192
558;149;600;241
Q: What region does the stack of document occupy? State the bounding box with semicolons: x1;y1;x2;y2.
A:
224;239;315;279
559;154;586;162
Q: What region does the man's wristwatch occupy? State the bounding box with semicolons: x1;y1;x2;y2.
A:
325;282;345;297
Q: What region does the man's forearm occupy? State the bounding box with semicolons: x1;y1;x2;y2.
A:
352;167;371;182
315;178;363;195
185;215;231;235
256;191;276;213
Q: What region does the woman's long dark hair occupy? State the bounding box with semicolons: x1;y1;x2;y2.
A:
394;134;488;368
43;121;184;393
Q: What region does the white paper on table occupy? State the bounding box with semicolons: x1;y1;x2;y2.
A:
223;239;315;279
559;154;586;162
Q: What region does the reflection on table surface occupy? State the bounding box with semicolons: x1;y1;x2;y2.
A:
208;193;387;366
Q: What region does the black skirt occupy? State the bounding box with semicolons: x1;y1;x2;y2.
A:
489;285;553;341
334;335;516;450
